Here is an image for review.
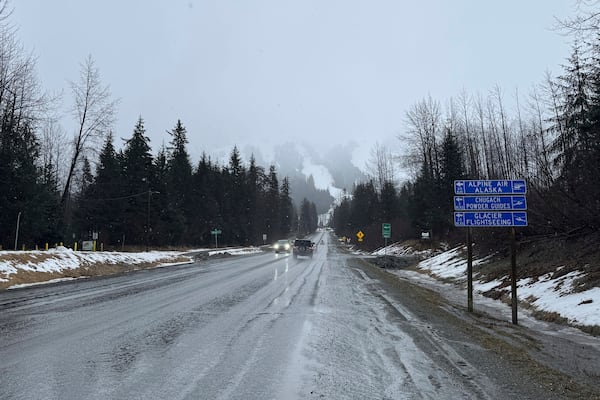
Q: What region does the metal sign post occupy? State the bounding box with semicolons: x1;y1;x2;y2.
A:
467;227;473;312
211;229;222;248
382;223;391;239
382;223;391;252
453;179;527;324
508;225;521;325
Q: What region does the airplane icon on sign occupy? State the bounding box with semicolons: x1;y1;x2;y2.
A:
513;181;526;192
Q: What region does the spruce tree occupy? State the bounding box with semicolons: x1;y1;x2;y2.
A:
165;120;193;245
379;181;399;223
121;117;155;247
265;165;280;240
246;155;265;244
279;177;293;237
93;133;124;246
298;198;312;237
223;146;248;244
193;153;222;244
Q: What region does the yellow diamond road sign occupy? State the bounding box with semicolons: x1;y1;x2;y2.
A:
356;231;364;241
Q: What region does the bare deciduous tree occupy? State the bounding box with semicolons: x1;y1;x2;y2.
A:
61;55;118;208
402;95;442;179
0;0;53;136
555;0;600;34
39;117;68;186
366;142;397;192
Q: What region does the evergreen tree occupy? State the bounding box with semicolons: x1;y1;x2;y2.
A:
332;197;351;237
190;153;221;245
165;120;193;244
246;155;265;244
72;156;95;241
548;41;600;229
409;162;437;234
264;165;280;240
121;117;155;247
279;177;294;237
222;146;245;244
93;133;124;246
438;128;465;234
349;181;378;230
552;43;590;192
298;198;312;237
309;201;318;232
379;180;399;222
0;119;59;247
152;144;170;245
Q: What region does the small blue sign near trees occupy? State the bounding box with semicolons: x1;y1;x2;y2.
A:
454;179;526;195
454;195;527;211
454;211;528;227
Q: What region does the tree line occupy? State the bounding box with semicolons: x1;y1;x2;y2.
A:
0;3;318;249
73;118;308;249
333;5;600;246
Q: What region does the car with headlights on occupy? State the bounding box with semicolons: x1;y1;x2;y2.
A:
274;239;291;253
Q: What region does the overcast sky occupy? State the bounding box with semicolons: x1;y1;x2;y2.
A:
13;0;574;169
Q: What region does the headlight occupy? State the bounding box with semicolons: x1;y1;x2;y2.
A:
274;244;280;249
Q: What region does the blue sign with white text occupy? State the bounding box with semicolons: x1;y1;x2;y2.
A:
454;212;528;227
454;179;527;195
454;195;527;211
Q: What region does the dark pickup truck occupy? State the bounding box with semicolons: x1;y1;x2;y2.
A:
292;239;314;259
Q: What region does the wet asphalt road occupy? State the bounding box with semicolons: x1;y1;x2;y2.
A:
0;245;320;399
1;234;598;399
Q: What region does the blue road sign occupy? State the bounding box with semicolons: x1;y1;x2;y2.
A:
454;212;528;227
454;195;527;211
454;179;526;195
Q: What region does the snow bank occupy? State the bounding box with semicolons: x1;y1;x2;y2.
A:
0;249;193;289
379;244;600;328
1;246;263;289
518;271;600;326
208;247;263;256
372;242;437;258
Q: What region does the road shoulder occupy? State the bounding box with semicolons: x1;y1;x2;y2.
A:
350;256;600;399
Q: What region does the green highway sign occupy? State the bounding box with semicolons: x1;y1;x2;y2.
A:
211;229;222;248
382;223;391;239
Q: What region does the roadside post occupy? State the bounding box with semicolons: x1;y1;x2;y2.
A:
511;227;517;325
382;223;391;247
453;179;527;324
211;229;222;248
467;227;473;312
382;223;391;256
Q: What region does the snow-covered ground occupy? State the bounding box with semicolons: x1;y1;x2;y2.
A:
0;246;263;289
374;242;600;328
208;247;262;257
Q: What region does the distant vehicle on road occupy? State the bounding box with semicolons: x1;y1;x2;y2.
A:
293;239;314;259
274;239;291;253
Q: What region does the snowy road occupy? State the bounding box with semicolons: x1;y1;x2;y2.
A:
0;233;597;399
